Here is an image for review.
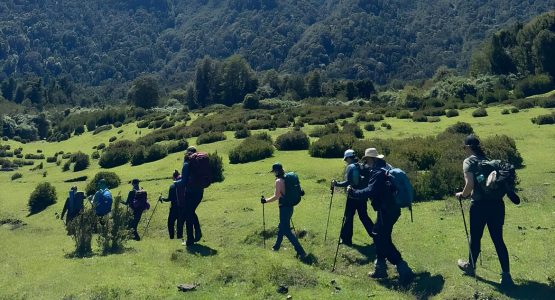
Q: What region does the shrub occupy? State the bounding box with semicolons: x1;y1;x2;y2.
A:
137;120;149;128
501;109;510;115
531;113;555;125
97;197;131;255
243;93;260;109
144;144;168;163
427;117;441;123
130;146;146;166
445;122;474;135
97;143;106;150
234;128;251;139
67;205;96;257
412;113;428;122
482;135;524;168
72;152;90;172
510;107;520;113
63;160;71;172
514;74;553;98
166;140;188;154
114;121;123;128
381;122;392;129
86;172;121;196
472;107;488;118
341;123;364;138
275;130;310;151
309;123;339;137
24;154;45;160
109;136;117;143
208;152;225;183
11;172;22;180
309;134;356;158
364;123;376;131
422;108;446;117
229;137;274;164
397;110;411;119
86;119;96;132
539;98;555;108
64;176;88;183
196;132;227;145
93;125;112;135
445;109;459;118
98;140;135;168
251;132;273;143
92;151;100;159
514;99;535;109
74;125;85;136
28;182;57;214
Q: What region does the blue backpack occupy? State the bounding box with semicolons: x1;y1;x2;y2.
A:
280;172;303;207
95;189;113;216
383;167;414;212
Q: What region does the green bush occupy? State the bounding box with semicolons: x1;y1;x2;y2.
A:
86;119;96;132
130;146;146;166
144;144;167;163
472;107;488;117
445;109;459;118
46;156;57;163
364;123;376;131
396;110;411;119
11;172;22;180
63;160;71;172
514;74;553;98
74;125;85;135
196;132;227;145
67;205;96;257
482;135;524;168
24;154;45;160
234;128;251;139
93;125;112;135
243;93;260;109
99;140;135;168
309;134;356;158
510;107;520;113
109;136;117;143
539;97;555;108
531;113;555;125
275;130;310;151
341;123;364;138
92;151;100;160
28;182;57;214
97;143;106;150
427;116;441;123
85;172;121;196
309;123;339;137
251;132;273;143
166;140;188;154
412;112;428;122
71;152;90;172
97;196;131;255
208;152;225;183
229;137;274;164
514;99;535;109
501;109;510;115
445;122;474;135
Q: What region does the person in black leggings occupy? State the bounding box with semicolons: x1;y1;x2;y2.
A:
456;135;514;288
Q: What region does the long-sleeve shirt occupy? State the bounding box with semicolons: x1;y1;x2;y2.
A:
335;163;360;188
351;159;396;212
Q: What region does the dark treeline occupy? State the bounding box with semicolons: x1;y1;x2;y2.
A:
0;0;552;107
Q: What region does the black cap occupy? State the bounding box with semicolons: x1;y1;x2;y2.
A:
464;134;480;147
270;163;283;173
132;179;140;185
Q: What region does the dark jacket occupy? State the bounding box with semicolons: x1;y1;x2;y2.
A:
351;159;397;212
163;183;179;208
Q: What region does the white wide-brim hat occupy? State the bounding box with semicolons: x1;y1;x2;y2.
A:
362;148;384;159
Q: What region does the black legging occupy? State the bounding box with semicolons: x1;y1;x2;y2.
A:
374;208;402;265
340;196;374;243
167;206;179;239
469;200;510;273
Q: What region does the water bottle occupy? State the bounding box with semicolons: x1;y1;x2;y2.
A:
477;174;485;183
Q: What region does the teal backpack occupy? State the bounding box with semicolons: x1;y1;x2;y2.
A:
280;172;303;207
383;167;415;220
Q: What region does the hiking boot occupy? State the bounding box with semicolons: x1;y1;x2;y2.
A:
369;259;388;279
295;252;307;261
340;238;352;246
457;259;475;276
500;272;515;288
396;260;414;284
272;245;280;251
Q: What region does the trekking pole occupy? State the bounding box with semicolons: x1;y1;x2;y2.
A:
458;196;478;287
324;183;335;243
261;196;266;249
142;194;160;237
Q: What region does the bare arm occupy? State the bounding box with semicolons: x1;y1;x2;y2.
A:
265;179;285;203
456;172;474;199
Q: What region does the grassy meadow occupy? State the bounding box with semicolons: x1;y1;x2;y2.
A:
1;105;554;299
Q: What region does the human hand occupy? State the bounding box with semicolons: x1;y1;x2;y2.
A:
455;192;464;200
260;196;266;204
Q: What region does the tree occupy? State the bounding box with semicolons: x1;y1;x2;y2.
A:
305;70;322;97
533;30;555;77
127;75;160;109
32;113;49;140
220;55;258;106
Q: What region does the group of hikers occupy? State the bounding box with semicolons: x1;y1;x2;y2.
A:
60;135;519;287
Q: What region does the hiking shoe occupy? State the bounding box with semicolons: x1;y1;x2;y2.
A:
396;260;414;284
369;259;388;279
340;239;352;246
457;259;475;276
500;272;515;288
295;252;307;261
271;246;279;251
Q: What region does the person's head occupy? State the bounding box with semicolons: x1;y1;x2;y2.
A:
70;186;78;191
97;179;108;190
131;178;140;189
270;162;285;178
343;149;357;164
361;148;385;168
184;146;197;161
463;134;485;157
172;170;180;180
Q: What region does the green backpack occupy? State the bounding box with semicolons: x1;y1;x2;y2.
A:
280;172;303;207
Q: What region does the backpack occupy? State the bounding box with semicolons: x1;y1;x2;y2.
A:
280;172;303;207
132;189;150;211
473;159;516;200
95;189;113;216
174;180;187;207
188;152;212;189
69;191;85;216
382;167;415;209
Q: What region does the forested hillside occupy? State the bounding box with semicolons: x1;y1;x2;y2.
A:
0;0;553;105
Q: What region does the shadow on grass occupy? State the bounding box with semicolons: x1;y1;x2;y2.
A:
351;243;376;262
376;272;445;300
477;276;555;299
186;244;218;256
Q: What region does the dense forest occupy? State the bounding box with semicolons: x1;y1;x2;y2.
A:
0;0;553;107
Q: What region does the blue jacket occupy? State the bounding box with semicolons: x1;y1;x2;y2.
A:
351;159;396;212
335;163;361;188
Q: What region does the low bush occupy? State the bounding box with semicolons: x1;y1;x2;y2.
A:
412;113;428;122
445;109;459;118
364;123;376;131
92;151;100;159
64;176;88;183
11;172;22;180
85;172;121;196
531;113;555;125
67;205;96;257
99;140;135;168
482;135;524;168
62;160;71;172
514;99;535;109
93;125;113;135
74;125;85;136
445;122;474;135
501;109;510;115
72;152;90;172
234;128;251;139
510;107;520;113
427;117;441;123
24;154;45;160
341;123;364;138
166;140;188;154
144;144;167;163
28;182;57;215
396;110;411;119
309;134;356;158
97;143;106;150
309;123;339;137
472;108;488;118
381;122;392;129
196;132;227;145
356;113;384;122
229;137;274;164
208;152;225;183
114;121;123;128
539;97;555;108
109;136;117;143
422;108;446;117
275;130;310;151
97;197;131;255
251;132;273;143
46;156;57;163
514;74;553;98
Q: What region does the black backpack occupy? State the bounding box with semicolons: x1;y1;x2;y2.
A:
474;159;517;200
280;172;304;207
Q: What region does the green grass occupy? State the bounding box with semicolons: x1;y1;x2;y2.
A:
1;105;555;299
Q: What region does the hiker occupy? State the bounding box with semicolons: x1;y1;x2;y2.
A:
332;149;374;245
159;170;182;239
347;148;414;283
93;179;113;217
455;135;514;287
123;179;150;241
61;186;84;224
179;146;208;246
261;163;307;260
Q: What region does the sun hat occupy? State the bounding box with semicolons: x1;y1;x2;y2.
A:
343;149;356;160
362;148;384;159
